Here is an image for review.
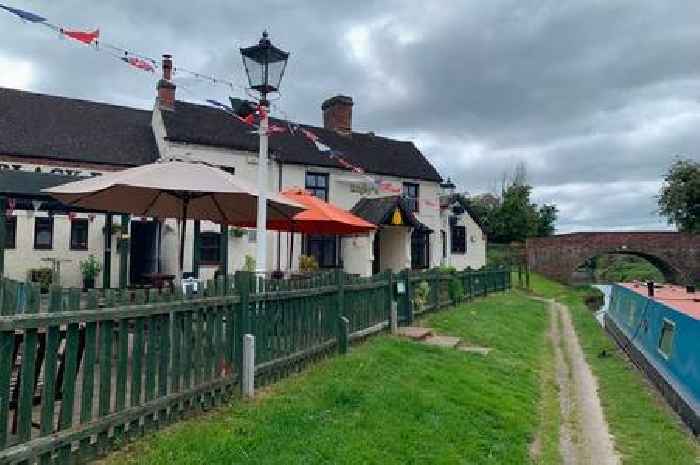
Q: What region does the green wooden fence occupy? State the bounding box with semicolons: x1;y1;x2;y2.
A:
0;267;509;464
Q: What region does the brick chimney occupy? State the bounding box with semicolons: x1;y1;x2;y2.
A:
322;95;353;133
156;54;176;111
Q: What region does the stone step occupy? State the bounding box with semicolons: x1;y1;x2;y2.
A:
423;335;462;348
457;346;491;355
396;326;434;341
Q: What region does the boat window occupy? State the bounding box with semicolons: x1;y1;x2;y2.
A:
658;319;675;358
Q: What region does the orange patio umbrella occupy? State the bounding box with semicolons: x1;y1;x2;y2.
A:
273;188;376;234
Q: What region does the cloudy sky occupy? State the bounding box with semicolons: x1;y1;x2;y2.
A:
2;0;698;232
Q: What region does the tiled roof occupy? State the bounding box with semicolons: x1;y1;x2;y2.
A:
0;87;158;167
161;100;443;182
351;195;432;231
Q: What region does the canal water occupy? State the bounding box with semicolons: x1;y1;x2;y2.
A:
591;284;612;327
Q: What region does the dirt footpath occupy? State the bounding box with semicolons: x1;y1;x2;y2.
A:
548;299;620;465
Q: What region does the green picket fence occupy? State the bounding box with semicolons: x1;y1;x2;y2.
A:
0;267;510;464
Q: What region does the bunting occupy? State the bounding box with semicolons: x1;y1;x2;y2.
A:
62;28;99;45
121;56;155;72
0;4;45;23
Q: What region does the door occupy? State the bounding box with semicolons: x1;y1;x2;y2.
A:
372;231;381;275
129;221;158;285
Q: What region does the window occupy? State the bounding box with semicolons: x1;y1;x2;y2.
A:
411;230;430;269
306;235;338;268
247;229;257;243
70;219;89;250
199;231;221;264
441;230;447;260
450;217;466;254
4;216;16;249
658;319;675;358
403;182;419;212
34;217;53;250
305;172;329;201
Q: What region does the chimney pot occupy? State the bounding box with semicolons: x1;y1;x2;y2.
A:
157;54;176;111
322;95;353;133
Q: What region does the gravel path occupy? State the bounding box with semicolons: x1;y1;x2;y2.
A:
549;299;620;465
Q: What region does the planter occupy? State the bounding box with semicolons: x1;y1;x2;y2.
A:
83;277;95;290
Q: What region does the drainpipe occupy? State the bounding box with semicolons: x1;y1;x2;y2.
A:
119;214;130;289
277;159;283;271
103;213;112;288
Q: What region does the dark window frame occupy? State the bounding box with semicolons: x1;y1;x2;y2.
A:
305;172;329;201
5;216;17;249
70;218;89;250
450;217;466;254
199;231;221;265
34;216;54;250
403;182;420;213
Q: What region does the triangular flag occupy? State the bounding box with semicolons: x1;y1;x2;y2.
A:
0;4;46;22
63;28;99;45
314;140;331;152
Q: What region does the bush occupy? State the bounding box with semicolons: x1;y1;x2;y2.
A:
299;255;319;273
448;276;465;302
413;280;430;311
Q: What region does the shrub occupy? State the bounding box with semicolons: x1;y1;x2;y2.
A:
299;255;319;273
413;280;430;311
243;254;256;273
79;255;102;280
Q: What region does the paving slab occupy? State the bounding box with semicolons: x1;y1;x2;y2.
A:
396;327;433;340
423;335;461;348
457;346;491;355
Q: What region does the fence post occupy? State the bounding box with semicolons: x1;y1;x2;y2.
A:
403;269;414;324
0;196;5;277
336;269;345;352
242;334;255;398
235;271;251;393
338;316;350;354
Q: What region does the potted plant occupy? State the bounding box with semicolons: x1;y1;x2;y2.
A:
79;255;102;290
299;255;319;273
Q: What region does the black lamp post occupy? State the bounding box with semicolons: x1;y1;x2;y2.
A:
239;31;289;275
240;31;289;107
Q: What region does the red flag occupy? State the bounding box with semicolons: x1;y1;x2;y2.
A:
268;124;287;134
300;128;319;142
63;28;99;45
121;56;155;73
235;114;255;127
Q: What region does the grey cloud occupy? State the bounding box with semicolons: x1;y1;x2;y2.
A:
1;0;697;231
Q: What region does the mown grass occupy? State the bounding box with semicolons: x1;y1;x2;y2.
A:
105;292;552;465
528;273;700;465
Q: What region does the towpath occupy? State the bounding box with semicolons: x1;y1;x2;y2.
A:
546;299;620;465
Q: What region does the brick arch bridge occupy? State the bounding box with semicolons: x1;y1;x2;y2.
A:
527;232;700;284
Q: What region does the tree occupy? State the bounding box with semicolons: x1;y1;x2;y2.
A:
658;159;700;233
536;204;558;237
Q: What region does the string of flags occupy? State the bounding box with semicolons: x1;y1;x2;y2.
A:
1;3;439;206
0;3;244;88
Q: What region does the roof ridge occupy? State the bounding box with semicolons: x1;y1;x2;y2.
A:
0;86;151;114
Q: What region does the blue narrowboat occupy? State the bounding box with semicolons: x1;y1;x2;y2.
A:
606;282;700;433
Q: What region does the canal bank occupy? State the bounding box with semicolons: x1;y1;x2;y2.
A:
529;274;699;465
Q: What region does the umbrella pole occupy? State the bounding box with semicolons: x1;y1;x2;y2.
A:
178;198;189;283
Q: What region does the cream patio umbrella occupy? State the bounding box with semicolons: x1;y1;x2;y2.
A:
43;160;304;280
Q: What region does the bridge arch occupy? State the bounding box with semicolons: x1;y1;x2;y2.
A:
527;232;700;285
572;249;681;284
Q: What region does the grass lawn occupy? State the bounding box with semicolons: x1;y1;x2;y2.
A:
528;274;700;465
104;291;552;465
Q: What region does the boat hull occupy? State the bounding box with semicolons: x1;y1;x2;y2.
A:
606;284;700;434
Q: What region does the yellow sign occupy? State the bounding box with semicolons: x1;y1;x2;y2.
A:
391;208;403;225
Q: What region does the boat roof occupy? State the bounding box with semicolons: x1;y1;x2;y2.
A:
620;283;700;319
